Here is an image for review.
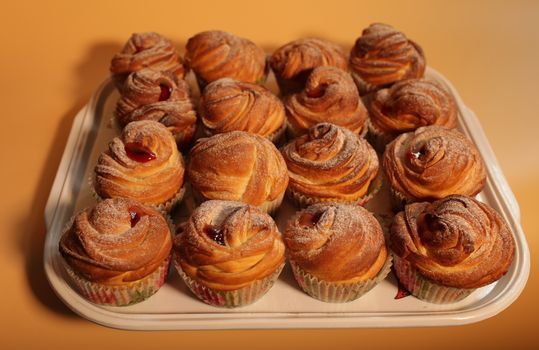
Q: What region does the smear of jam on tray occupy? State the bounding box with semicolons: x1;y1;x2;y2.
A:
125;142;156;163
204;225;225;246
395;279;411;300
159;84;172;101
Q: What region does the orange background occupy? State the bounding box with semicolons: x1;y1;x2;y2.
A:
1;0;538;349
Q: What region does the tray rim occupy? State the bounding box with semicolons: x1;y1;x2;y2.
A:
43;67;530;330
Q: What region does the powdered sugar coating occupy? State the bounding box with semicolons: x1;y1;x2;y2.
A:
284;203;387;282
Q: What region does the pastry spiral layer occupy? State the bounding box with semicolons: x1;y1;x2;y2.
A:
269;38;348;94
285;66;368;136
200;78;285;138
59;198;172;284
94;120;185;205
350;23;425;93
284;203;387;282
383;126;486;201
369;79;457;135
110;32;185;89
185;30;266;86
115;68;197;148
188;131;288;207
174;200;285;290
390;195;515;288
281;123;379;203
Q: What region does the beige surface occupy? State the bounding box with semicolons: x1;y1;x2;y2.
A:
1;0;538;349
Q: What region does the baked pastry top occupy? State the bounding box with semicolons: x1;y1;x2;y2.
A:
369;79;457;135
200;78;285;138
115;68;197;149
390;195;515;288
174;200;285;290
281;123;379;202
110;32;185;89
59;198;172;284
284;203;387;283
269;38;348;94
284;66;368;136
350;23;425;93
185;30;266;86
188;131;288;206
94;120;185;205
383;126;486;201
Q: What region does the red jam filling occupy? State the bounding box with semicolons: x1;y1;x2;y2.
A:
159;84;172;101
125;142;156;163
204;225;225;246
130;211;141;227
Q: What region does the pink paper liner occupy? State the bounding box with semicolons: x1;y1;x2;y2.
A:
173;256;284;308
63;256;170;307
289;253;392;303
392;254;475;304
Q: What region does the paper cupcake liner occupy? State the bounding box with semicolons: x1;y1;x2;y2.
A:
191;187;285;215
63;256;170;306
173;257;284;308
389;186;413;213
351;72;380;96
392;254;475;304
366;120;396;154
290;252;392;303
90;173;186;215
287;169;383;208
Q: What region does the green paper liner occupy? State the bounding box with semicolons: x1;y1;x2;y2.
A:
62;255;170;307
392;254;475;304
290;253;392;303
173;256;284;308
287;168;383;208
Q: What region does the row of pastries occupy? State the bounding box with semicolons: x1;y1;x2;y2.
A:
58;24;515;308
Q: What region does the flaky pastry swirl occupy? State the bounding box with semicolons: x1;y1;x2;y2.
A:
94;120;185;205
383;126;486;201
369;79;457;135
350;23;425;93
174;200;285;290
200;78;285;137
269;38;348;94
284;203;387;282
281;123;379;202
115;68;197;148
59;198;172;284
188;131;288;207
390;195;515;288
185;30;266;85
110;32;185;89
285;66;368;136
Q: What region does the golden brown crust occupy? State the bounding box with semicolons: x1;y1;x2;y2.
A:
349;23;425;93
281;123;379;202
390;195;515;288
59;198;172;285
185;30;266;86
369;79;457;135
383;126;486;201
115;68;197;149
94;120;185;205
269;38;348;94
284;203;387;282
187;131;288;207
174;200;285;290
200;78;285;137
110;32;185;89
285;66;368;136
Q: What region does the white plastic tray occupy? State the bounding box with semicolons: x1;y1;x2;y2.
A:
43;67;530;330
